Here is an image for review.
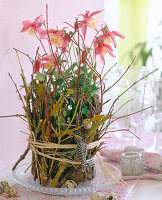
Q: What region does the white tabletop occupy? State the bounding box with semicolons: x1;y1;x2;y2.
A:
128;179;162;200
0;164;162;200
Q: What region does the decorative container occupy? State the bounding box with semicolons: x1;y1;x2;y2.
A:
121;152;143;176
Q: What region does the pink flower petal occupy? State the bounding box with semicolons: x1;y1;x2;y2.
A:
110;33;117;48
90;10;104;17
37;27;45;39
112;31;125;39
107;48;115;57
41;55;51;61
34;58;41;73
81;23;87;40
21;20;32;32
95;44;103;55
22;20;31;26
104;44;113;51
55;65;59;72
100;54;105;64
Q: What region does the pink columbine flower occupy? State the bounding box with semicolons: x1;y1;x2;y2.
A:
41;55;59;71
79;10;103;40
21;15;43;37
94;25;125;63
94;38;115;64
100;25;125;48
33;55;59;73
40;28;70;52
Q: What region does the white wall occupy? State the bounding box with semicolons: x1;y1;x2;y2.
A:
0;0;104;171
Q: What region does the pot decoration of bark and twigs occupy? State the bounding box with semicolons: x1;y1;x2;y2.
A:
1;5;157;188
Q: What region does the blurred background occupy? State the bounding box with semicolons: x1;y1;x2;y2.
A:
0;0;162;171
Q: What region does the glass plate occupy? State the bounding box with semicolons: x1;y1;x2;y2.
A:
12;160;121;196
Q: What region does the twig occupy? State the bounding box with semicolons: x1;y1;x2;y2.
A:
12;143;30;170
0;114;26;118
36;35;47;54
8;73;26;108
100;128;140;140
101;105;154;139
102;63;117;80
113;99;133;116
108;68;158;115
104;56;136;94
13;48;34;64
79;64;86;116
111;105;154;125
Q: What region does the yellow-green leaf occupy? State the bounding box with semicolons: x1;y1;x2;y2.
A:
66;89;74;96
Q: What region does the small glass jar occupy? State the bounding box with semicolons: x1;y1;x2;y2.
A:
121;152;143;176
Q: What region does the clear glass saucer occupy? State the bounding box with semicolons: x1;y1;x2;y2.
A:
12;160;121;196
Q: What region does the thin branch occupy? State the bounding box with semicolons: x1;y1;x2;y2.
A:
13;48;34;64
111;105;154;125
102;63;117;80
8;73;26;108
113;99;133;116
0;114;26;118
104;56;136;94
108;68;158;115
100;128;140;140
12;144;30;170
79;64;86;115
36;35;47;54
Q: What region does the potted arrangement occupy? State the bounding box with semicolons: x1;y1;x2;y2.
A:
4;7;155;189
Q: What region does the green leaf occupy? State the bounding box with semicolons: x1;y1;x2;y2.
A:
70;80;76;88
94;62;97;69
49;98;53;105
87;70;94;78
57;78;64;85
46;87;51;94
35;72;46;81
91;84;99;92
78;76;84;86
65;62;78;75
81;107;90;115
67;117;71;123
63;110;67;117
56;116;66;126
84;86;90;93
76;48;79;56
52;70;59;79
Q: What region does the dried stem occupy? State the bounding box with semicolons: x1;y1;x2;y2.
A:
0;114;26;118
104;56;136;94
36;35;47;54
8;73;26;108
12;143;30;170
111;105;154;125
108;67;158;115
100;129;140;140
79;64;86;116
13;48;34;64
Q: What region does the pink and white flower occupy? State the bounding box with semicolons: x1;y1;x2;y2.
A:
21;15;43;37
94;39;115;64
94;25;125;63
40;28;70;52
33;55;59;73
79;10;103;40
100;25;125;48
41;55;59;71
